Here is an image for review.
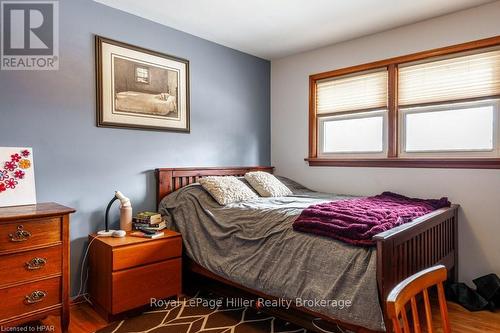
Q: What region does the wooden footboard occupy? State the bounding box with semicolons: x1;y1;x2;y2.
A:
373;204;459;330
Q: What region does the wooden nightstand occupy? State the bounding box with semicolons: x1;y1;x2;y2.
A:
0;203;75;332
87;230;182;321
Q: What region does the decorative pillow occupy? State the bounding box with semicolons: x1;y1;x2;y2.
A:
244;171;292;197
199;176;258;205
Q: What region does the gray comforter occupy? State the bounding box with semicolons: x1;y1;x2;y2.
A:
159;179;385;331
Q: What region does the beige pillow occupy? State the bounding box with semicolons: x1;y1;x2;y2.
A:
199;176;258;205
244;171;292;197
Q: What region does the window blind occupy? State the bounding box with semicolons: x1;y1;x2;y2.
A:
316;69;388;114
399;49;500;106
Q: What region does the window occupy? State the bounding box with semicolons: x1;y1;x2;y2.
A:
400;101;498;156
398;49;500;106
308;36;500;168
398;48;500;158
320;111;386;156
316;69;388;157
135;66;150;84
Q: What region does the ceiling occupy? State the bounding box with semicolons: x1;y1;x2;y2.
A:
94;0;494;60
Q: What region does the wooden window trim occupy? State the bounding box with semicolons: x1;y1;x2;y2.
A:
308;35;500;169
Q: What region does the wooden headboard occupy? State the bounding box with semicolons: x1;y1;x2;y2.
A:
155;166;274;207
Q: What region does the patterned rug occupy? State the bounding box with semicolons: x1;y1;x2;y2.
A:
96;292;311;333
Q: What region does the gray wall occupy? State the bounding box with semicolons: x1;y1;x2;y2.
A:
0;0;270;296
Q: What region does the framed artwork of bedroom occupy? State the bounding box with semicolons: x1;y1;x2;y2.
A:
95;36;190;132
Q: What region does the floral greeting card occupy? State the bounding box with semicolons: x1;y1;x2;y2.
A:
0;147;36;207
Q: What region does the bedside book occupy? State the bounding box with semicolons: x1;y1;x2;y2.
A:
133;220;166;231
134;211;162;224
130;230;165;239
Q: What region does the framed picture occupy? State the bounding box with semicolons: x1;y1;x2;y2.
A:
0;147;36;208
95;36;190;132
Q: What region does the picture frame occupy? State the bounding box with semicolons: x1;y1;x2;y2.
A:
95;35;190;132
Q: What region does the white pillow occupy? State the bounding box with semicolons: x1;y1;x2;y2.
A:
244;171;292;197
199;176;258;205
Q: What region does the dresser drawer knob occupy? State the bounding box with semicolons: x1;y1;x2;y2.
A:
9;225;32;242
25;257;47;270
24;290;47;305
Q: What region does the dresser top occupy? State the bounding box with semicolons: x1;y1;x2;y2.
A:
0;202;76;222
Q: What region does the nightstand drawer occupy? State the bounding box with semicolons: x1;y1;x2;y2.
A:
0;277;61;321
112;236;182;271
0;218;61;253
0;246;62;287
112;258;181;314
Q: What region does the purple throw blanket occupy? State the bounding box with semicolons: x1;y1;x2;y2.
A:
293;192;450;246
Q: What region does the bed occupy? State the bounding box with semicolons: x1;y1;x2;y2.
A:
115;91;177;115
155;166;459;333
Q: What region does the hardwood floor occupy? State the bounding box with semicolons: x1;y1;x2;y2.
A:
39;302;108;333
430;300;500;333
25;299;500;332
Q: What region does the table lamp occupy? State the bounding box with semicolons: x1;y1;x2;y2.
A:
98;191;132;237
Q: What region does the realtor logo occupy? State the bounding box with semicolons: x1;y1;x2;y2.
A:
1;0;59;70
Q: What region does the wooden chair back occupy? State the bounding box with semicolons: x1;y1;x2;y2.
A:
386;265;451;333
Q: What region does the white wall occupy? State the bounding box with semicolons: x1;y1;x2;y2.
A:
271;1;500;285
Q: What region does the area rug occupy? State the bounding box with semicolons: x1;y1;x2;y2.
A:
96;292;310;333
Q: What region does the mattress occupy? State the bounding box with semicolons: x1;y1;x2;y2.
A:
159;178;385;331
115;91;176;115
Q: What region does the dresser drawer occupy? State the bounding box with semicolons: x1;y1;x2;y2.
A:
0;218;61;253
112;258;181;314
0;246;62;287
0;277;61;320
112;236;181;271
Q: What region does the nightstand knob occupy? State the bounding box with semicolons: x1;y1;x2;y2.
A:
9;225;32;242
25;257;47;270
24;290;47;304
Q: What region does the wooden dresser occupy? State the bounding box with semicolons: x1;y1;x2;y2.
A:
0;203;75;332
88;230;182;321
